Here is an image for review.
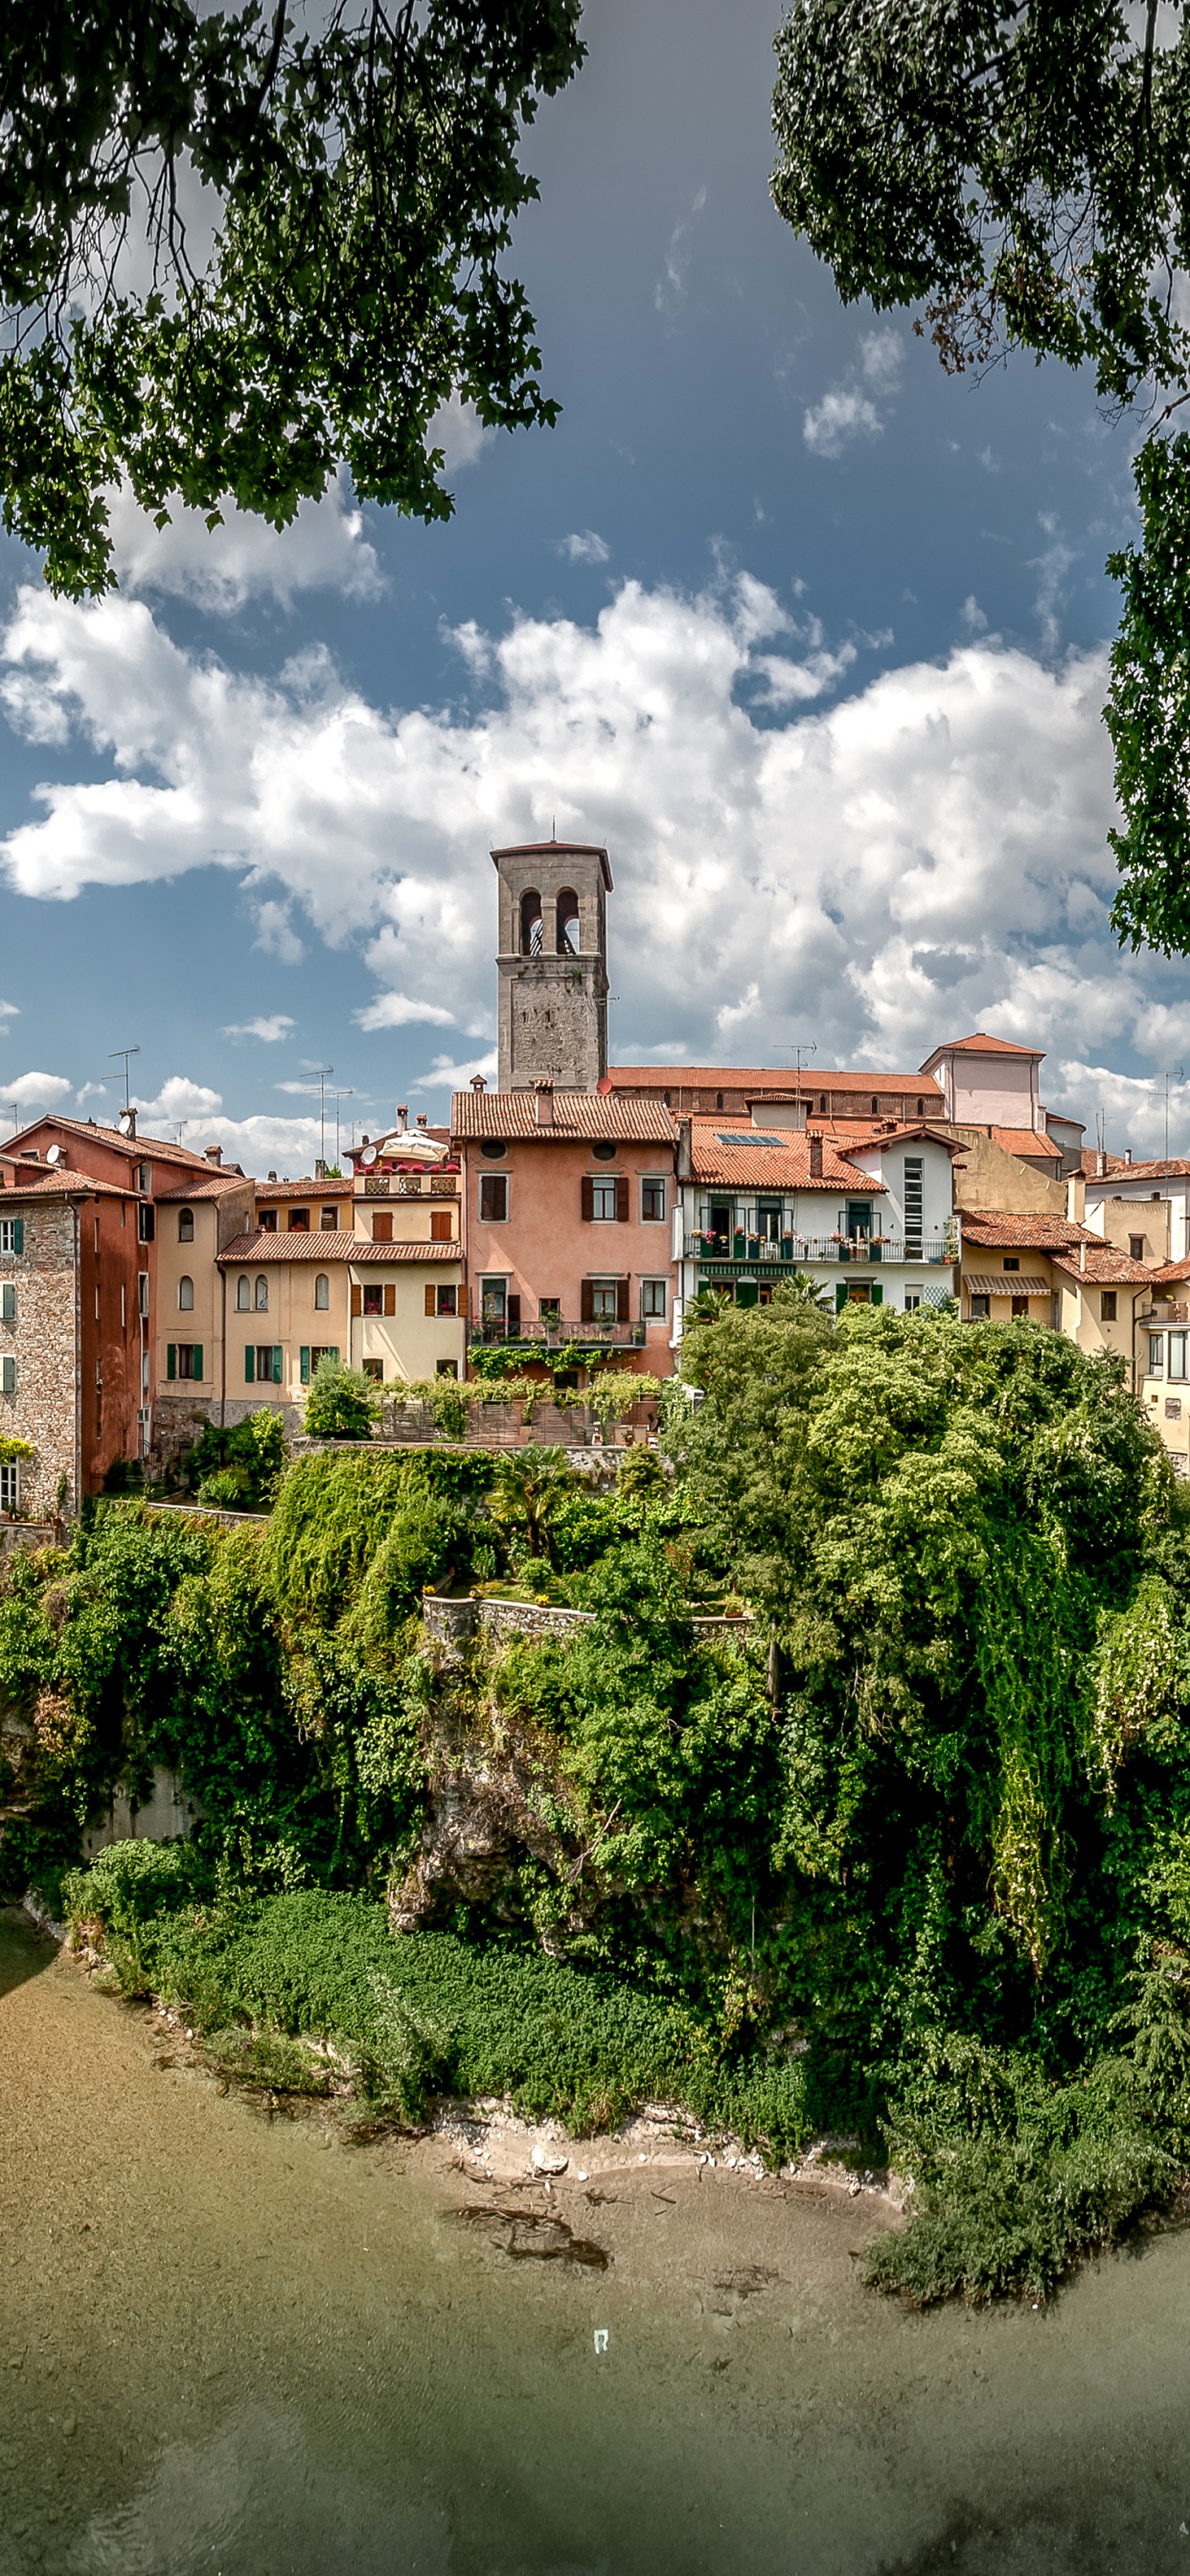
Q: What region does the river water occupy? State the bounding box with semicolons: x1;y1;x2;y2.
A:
4;1905;1190;2576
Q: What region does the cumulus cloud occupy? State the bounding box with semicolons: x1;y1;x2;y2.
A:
427;393;493;474
6;563;1190;1142
412;1048;499;1092
3;1070;72;1111
107;472;382;612
558;531;610;565
222;1015;295;1043
133;1075;223;1124
804;328;904;459
128;1070;330;1174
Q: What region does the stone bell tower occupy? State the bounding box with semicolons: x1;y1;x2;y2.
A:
492;839;611;1092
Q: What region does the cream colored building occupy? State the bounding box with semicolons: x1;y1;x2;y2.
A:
958;1210;1154;1379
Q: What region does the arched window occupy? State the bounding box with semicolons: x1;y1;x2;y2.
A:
556;889;581;954
314;1273;330;1312
236;1276;250;1311
916;1098;925;1116
178;1276;195;1312
520;889;542;955
177;1208;195;1242
871;1096;879;1115
255;1275;269;1312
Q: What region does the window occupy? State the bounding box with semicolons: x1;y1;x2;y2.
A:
137;1202;154;1242
971;1294;990;1319
300;1346;339;1382
1168;1398;1183;1420
138;1273;149;1319
481;1277;507;1323
372;1211;394;1242
364;1284;384;1316
1131;1235;1145;1261
480;1139;507;1161
436;1358;459;1379
590;1179;618;1222
288;1208;309;1231
1171;1333;1187;1381
178;1208;195;1242
916;1099;925;1116
430;1209;453;1240
1150;1334;1165;1374
0;1460;18;1509
707;1200;731;1251
904;1291;923;1314
178;1276;195;1312
1012;1296;1029;1320
136;1163;150;1194
520;888;542;954
1101;1291;1117;1322
642;1278;667;1319
321;1207;337;1230
175;1344;201;1381
538;1297;561;1325
259;1208;278;1231
870;1096;879;1115
479;1173;509;1222
591;1140;617;1162
758;1200;783;1243
246;1346;282;1384
0;1354;14;1393
845;1200;873;1239
588;1279;619;1320
1002;1256;1019;1271
904;1157;924;1254
254;1275;269;1311
1;1284;13;1324
236;1275;250;1311
1;1217;24;1255
314;1274;330;1312
436;1284;457;1317
556;888;580;954
362;1357;384;1383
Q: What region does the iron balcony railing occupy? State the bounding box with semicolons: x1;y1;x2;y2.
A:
468;1318;648;1349
685;1233;955;1267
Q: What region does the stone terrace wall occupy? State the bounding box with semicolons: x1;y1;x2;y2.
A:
423;1595;752;1649
0;1197;79;1521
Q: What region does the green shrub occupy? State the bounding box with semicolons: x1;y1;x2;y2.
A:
195;1467;255;1509
304;1357;379;1441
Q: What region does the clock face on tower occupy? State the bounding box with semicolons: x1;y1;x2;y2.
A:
492;839;612;1094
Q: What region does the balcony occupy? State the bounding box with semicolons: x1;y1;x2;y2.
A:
684;1234;954;1267
468;1318;648;1350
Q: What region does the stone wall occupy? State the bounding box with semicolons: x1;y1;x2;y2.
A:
152;1390;304;1476
423;1593;753;1649
0;1522;65;1561
0;1197;79;1521
81;1764;201;1860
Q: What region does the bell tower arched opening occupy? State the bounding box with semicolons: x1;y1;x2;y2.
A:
520;889;542;955
556;889;581;954
492;839;611;1091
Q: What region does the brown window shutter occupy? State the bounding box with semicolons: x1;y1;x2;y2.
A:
616;1174;629;1222
430;1209;451;1240
582;1175;594;1222
458;1283;469;1318
581;1279;594;1322
424;1284;435;1317
383;1284;396;1316
616;1276;630;1322
372;1211;393;1242
351;1284;362;1317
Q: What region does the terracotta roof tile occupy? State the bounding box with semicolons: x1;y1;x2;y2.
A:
1051;1247;1156;1285
1087;1159;1190;1182
155;1174;253;1202
451;1091;677;1143
965;1273;1051;1298
2;1114;222;1171
0;1164;130;1199
960;1213;1096;1249
687;1123;887;1191
605;1065;943;1098
253;1176;355;1199
217;1230;460;1264
923;1032;1043;1059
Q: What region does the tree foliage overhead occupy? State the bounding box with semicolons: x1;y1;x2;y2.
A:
0;0;584;595
769;0;1190;954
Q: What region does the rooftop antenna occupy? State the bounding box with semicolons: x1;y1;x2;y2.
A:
108;1044;141;1113
329;1088;354;1166
773;1041;817;1117
1166;1066;1184;1161
300;1066;333;1164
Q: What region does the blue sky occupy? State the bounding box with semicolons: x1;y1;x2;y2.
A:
0;0;1182;1170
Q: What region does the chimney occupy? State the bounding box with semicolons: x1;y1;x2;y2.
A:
535;1078;555;1128
470;1075;487;1094
809;1132;824;1180
417;1113;428;1129
396;1105;408;1131
1095;1148;1107;1178
1066;1174;1086;1225
1125;1147;1133;1164
204;1143;222;1165
314;1158;327;1180
1079;1239;1087;1274
267;1169;278;1181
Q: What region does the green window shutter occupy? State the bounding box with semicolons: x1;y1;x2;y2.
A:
300;1346;310;1385
167;1344;176;1381
330;1346;339;1366
871;1285;882;1307
12;1220;22;1255
245;1346;255;1384
835;1282;848;1315
193;1344;203;1380
1;1356;14;1393
1;1284;14;1322
272;1346;283;1384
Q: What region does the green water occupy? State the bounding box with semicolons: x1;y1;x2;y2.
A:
4;1905;1190;2575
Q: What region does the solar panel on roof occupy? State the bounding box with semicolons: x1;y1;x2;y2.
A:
714;1130;789;1148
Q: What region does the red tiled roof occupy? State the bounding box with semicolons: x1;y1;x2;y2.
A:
253;1175;355;1199
1050;1247;1156;1286
922;1033;1043;1061
451;1091;677;1143
155;1173;253;1202
960;1213;1097;1249
2;1114;222;1171
1086;1159;1190;1183
978;1125;1063;1161
217;1230;460;1264
965;1273;1051;1298
687;1122;886;1191
606;1065;943;1098
0;1163;130;1199
1147;1257;1190;1285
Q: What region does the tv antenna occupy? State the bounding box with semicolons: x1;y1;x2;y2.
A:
1165;1066;1184;1162
300;1066;333;1164
773;1040;817;1114
108;1045;141;1113
329;1088;354;1166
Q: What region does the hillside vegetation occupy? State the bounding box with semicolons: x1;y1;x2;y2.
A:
6;1300;1190;2303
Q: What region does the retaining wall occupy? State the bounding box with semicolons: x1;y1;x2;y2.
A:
423;1594;752;1649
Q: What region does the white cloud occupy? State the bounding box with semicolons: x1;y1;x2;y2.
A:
558;531;610;566
0;1000;17;1019
133;1075;223;1124
252;903;306;965
6;563;1190;1140
355;992;457;1032
412;1048;498;1092
3;1070;72;1110
804;328;904;459
222;1015;295;1043
717;983;761;1034
427;393;493;475
107;472;382;613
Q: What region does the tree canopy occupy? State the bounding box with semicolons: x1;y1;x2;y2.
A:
0;0;584;595
770;0;1190;954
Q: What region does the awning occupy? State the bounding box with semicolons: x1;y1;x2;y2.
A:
963;1273;1049;1297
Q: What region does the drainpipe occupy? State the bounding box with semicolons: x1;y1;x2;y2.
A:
219;1263;227;1430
